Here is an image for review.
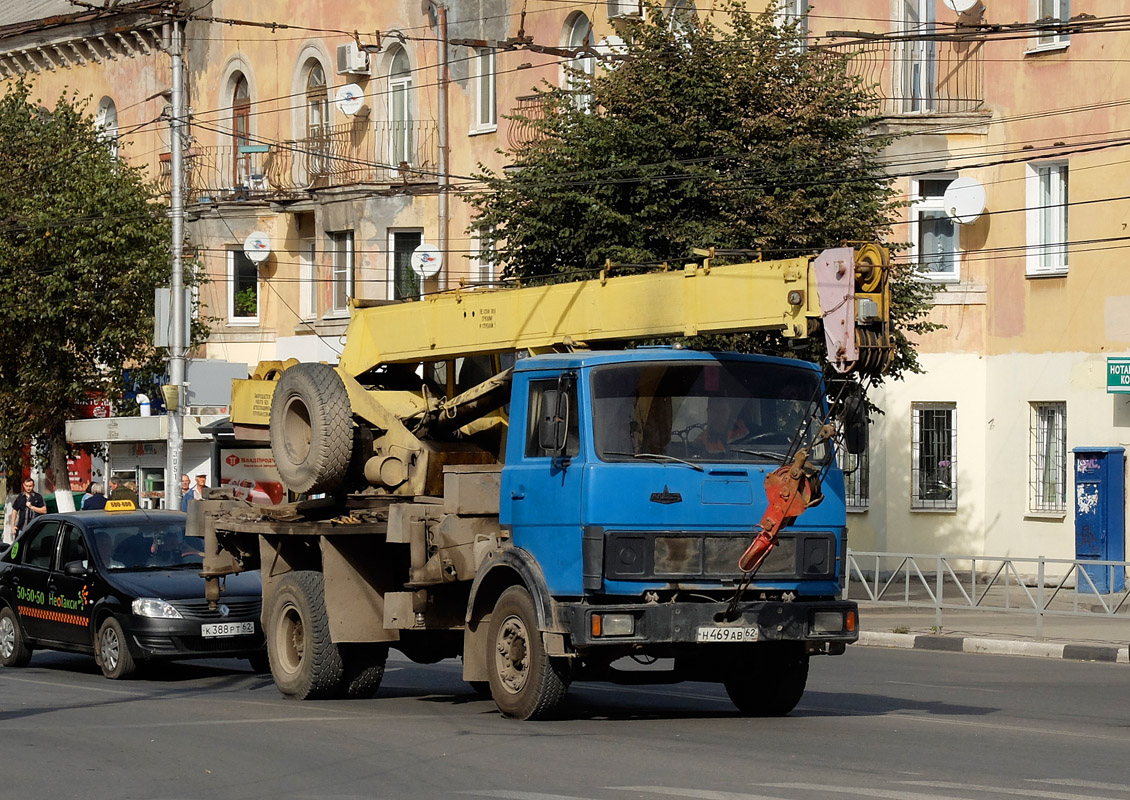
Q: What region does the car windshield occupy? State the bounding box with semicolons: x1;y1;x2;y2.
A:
591;360;828;465
89;521;205;571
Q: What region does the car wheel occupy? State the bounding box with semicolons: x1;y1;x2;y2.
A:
723;642;809;717
0;607;32;667
487;586;570;720
96;617;137;680
268;570;344;699
339;643;388;699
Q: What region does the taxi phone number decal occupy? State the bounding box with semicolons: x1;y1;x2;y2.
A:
17;584;89;611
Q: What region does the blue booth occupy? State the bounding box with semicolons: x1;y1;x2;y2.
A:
1073;447;1126;594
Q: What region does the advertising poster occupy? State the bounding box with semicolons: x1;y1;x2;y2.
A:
219;448;285;505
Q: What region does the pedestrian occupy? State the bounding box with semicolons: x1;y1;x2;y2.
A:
80;481;95;508
179;474;193;511
125;480;140;505
8;478;47;538
193;474;209;501
82;482;108;511
108;476;139;505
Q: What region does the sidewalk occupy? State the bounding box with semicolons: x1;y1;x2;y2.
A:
855;603;1130;663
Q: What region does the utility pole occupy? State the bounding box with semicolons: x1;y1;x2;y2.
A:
165;17;186;510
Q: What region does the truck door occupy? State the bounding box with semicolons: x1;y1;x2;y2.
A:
502;373;586;596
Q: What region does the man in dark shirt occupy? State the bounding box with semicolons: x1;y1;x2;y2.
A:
9;478;46;538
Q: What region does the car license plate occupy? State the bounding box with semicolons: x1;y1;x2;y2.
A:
696;625;758;643
201;621;255;638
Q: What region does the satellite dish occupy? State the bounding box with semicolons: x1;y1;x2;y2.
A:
335;83;366;116
243;231;271;262
942;0;979;13
943;177;987;225
410;243;442;279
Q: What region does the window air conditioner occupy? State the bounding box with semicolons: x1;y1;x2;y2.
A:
336;43;370;76
608;0;642;19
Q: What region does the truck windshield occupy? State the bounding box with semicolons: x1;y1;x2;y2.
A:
591;360;826;465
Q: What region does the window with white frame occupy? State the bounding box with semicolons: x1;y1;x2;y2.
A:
473;47;497;132
912;176;959;281
389;47;414;168
896;0;937;113
912;403;956;510
838;438;869;510
299;239;316;320
227;249;259;324
775;0;808;39
391;230;423;300
95;97;118;159
1030;401;1067;513
608;0;640;19
328;231;354;315
1032;0;1070;49
1026;161;1069;275
565;14;595;110
469;232;494;288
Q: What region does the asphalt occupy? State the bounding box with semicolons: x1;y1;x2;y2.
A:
855;602;1130;663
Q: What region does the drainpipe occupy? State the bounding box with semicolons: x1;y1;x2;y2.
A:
432;3;450;291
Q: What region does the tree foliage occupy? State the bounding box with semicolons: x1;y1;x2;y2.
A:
0;80;171;494
468;3;938;383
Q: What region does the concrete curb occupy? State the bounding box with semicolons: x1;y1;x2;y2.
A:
856;631;1130;664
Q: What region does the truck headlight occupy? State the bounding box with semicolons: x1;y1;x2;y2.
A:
591;613;635;637
812;610;845;634
132;598;183;619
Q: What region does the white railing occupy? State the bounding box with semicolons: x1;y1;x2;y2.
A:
845;550;1130;639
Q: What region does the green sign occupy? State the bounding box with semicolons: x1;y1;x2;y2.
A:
1108;357;1130;393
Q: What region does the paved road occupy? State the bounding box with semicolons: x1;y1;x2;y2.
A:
1;647;1127;800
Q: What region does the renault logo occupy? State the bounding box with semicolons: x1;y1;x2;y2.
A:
218;604;230;617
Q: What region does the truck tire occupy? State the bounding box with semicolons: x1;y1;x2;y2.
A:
96;617;138;680
487;586;569;720
268;571;345;700
270;363;353;494
723;642;809;717
0;607;32;667
340;644;388;699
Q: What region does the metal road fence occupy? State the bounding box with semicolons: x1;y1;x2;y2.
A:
845;550;1130;639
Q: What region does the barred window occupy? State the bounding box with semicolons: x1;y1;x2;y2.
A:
838;439;869;511
1030;402;1067;513
912;403;956;510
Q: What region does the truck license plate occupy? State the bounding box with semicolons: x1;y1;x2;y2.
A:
696;625;759;643
201;622;255;638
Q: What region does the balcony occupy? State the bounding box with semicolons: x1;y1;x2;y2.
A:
507;94;552;152
822;37;985;117
158;120;439;203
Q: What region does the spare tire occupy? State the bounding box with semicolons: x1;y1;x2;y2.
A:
270;363;353;494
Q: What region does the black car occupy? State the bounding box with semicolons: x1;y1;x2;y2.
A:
0;506;265;679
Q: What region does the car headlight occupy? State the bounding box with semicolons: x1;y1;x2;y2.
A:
132;598;183;619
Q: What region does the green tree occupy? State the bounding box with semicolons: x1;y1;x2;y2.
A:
0;80;172;500
469;2;937;383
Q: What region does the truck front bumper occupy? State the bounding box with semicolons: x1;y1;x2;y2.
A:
558;599;858;650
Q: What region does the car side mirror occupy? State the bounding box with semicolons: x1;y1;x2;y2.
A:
63;559;91;576
841;396;867;455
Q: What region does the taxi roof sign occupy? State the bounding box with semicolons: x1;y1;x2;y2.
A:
104;499;137;512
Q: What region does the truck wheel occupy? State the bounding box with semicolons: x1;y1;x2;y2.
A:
0;607;32;667
270;363;353;494
723;643;809;717
487;586;569;720
340;644;388;699
268;571;345;700
96;617;137;680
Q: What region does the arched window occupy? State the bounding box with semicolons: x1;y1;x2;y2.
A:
668;0;698;36
232;74;251;186
305;61;329;180
565;14;594;110
389;47;413;167
94;97;118;159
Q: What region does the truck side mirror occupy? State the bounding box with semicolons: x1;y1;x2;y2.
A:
538;389;569;455
842;396;867;455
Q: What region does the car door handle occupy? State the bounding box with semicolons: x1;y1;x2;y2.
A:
511;490;525;500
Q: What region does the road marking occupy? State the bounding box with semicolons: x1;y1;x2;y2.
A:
766;783;974;800
1029;779;1130;792
460;791;608;800
884;680;1001;693
613;787;789;800
900;781;1115;800
0;675;141;696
